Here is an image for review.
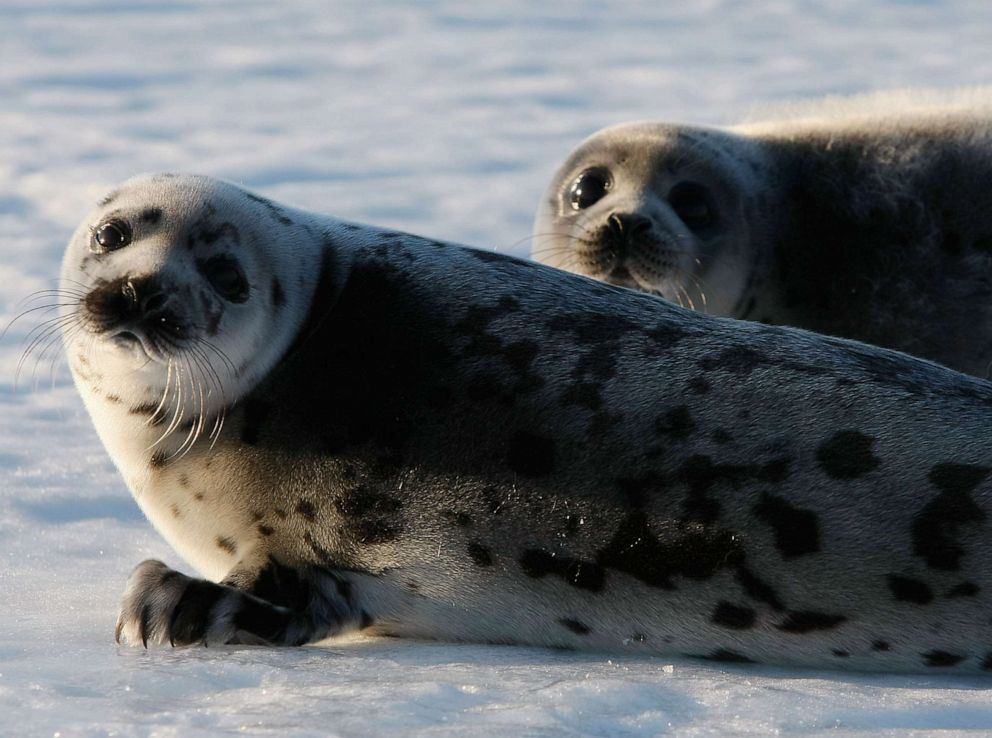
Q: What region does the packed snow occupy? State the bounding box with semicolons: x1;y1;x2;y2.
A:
3;1;992;735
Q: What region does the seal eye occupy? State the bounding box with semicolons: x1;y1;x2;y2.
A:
569;169;611;211
92;220;132;252
668;182;718;232
203;256;249;303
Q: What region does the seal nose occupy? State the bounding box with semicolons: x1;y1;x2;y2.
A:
607;213;653;239
123;278;168;315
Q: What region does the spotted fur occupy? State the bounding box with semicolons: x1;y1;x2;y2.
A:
62;173;992;672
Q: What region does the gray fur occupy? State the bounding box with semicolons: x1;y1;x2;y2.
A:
533;100;992;377
65;174;992;672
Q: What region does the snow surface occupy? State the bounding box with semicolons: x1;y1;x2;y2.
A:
3;1;992;735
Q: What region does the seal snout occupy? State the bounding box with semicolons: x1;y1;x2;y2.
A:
606;212;653;243
83;274;187;349
597;211;656;265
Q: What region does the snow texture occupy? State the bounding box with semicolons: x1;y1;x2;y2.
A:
3;1;992;735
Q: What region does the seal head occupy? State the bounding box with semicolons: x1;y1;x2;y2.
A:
533;122;772;316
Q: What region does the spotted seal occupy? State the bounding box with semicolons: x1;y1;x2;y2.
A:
60;173;992;672
532;89;992;377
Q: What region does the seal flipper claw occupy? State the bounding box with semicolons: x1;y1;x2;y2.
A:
116;558;353;647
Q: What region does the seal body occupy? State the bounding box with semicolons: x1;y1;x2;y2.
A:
532;89;992;377
62;174;992;671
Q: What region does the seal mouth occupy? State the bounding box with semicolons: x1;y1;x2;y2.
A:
110;328;158;361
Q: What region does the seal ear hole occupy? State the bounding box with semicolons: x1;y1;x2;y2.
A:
91;219;132;253
568;168;612;211
668;182;718;232
202;256;249;303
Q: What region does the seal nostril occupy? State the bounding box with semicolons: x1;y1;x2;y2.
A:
607;213;653;242
628;214;653;235
122;280;138;306
142;292;168;314
607;213;625;236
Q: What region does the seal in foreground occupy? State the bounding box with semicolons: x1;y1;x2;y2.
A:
62;173;992;671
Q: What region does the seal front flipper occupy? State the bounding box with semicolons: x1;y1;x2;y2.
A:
115;558;356;647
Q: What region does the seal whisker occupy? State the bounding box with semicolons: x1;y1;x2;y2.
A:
189;341;228;444
15;312;81;389
2;298;83;342
146;359;184;452
168;351;205;462
31;317;81;391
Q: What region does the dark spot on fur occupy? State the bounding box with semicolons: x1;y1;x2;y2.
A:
519;549;604;592
244;191;293;226
753;493;821;558
140;208;162;225
946;582;980;598
296;500;317;521
334;490;403;544
178;474;189;488
596;512;744;589
688;377;711;394
736;567;785;611
149;450;167;469
886;574;933;605
982;653;992;670
816;431;880;480
655;405;695;441
507;431;556;477
467;542;493;567
872;640;891;652
912;463;989;571
559;618;591;635
105;394;121;404
679;454;790;526
216;536;237;555
615;474;665;509
696;649;756;664
923;650;965;667
335;490;402;518
443;511;474;527
194;492;205;501
170;503;182;518
271;278;285;307
712;429;734;445
711;601;756;630
777;611;847;633
257;524;275;537
832;650;850;658
697;345;767;376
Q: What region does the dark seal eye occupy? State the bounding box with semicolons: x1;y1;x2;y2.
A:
203;256;249;303
668;182;718;232
569;168;611;211
92;220;132;252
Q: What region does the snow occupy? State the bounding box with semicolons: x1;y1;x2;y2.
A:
2;0;992;735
